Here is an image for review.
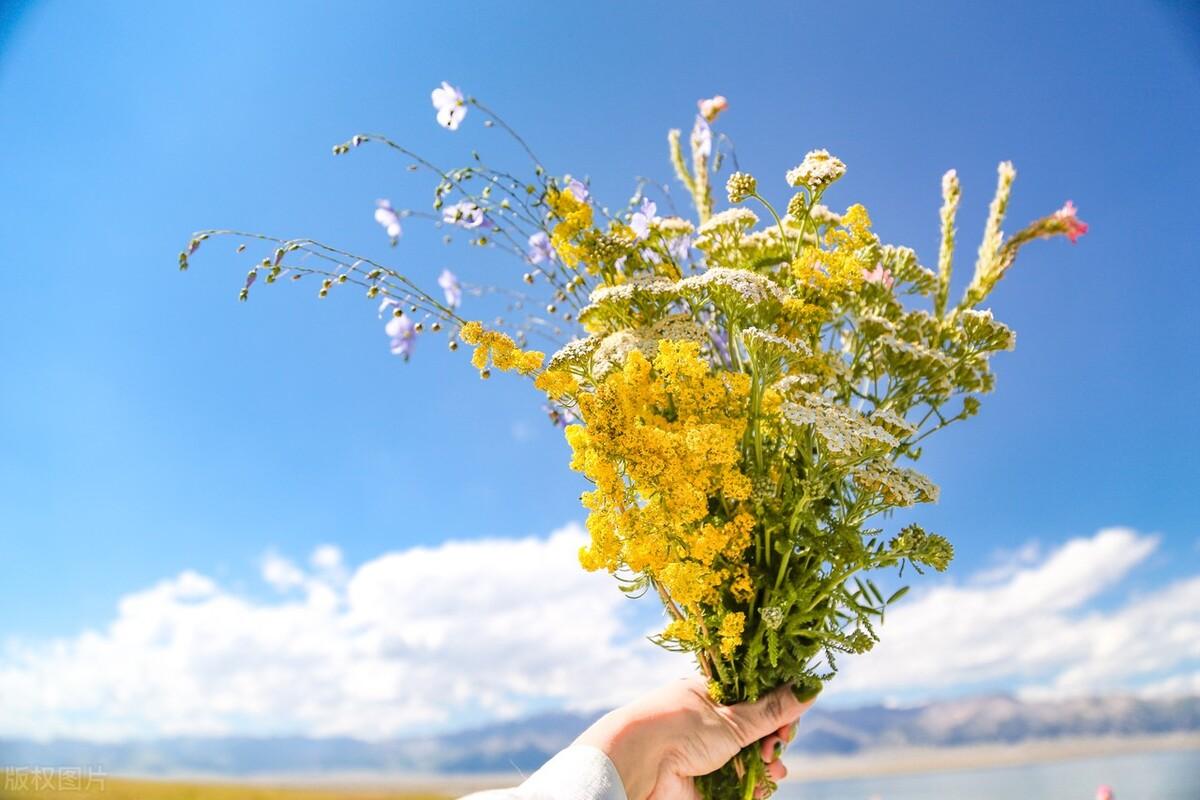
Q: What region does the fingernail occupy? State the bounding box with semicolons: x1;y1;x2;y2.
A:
791;681;823;704
787;721;798;742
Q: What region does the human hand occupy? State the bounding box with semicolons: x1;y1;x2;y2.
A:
575;678;816;800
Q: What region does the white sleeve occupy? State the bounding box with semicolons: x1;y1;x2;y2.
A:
459;744;628;800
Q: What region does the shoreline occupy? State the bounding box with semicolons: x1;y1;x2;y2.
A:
77;732;1200;793
783;732;1200;783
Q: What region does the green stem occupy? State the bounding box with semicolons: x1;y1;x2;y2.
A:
751;192;788;248
741;755;761;800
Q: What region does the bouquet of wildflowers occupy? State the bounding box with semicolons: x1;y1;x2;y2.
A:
181;87;1085;799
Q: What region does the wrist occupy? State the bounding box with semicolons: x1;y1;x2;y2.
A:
576;707;660;800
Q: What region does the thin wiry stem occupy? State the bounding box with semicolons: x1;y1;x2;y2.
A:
469;98;545;171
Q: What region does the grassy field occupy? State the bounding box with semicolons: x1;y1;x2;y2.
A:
0;775;449;800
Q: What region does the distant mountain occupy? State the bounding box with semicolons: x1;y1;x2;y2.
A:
791;693;1200;754
2;695;1196;777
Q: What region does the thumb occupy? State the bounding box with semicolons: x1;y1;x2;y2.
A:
722;684;819;748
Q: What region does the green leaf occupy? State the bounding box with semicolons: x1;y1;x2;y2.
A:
866;579;885;605
886;585;911;605
853;577;869;600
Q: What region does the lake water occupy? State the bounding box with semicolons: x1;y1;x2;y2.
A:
778;749;1199;800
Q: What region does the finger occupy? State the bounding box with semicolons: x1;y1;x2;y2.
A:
766;758;788;782
723;683;817;747
761;734;784;763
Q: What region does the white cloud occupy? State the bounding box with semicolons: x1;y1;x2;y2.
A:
1138;670;1200;698
309;544;343;573
0;525;683;742
0;526;1195;742
970;539;1042;585
835;528;1199;701
261;552;306;592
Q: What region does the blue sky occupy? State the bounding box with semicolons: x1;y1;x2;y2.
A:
1;1;1198;738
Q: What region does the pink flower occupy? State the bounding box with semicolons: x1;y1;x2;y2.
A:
698;95;728;122
374;199;402;243
630;199;658;240
431;82;467;131
437;269;462;309
527;231;556;264
863;264;895;290
565;177;590;203
378;298;417;359
385;313;417;360
1053;200;1088;244
442;201;491;229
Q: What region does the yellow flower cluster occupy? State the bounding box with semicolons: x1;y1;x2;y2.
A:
534;368;580;400
718;611;746;659
564;340;756;639
662;618;698;644
791;203;876;294
460;321;544;378
546;187;595;270
778;297;831;339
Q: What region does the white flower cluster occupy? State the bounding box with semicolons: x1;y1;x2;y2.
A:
589;316;707;377
587;274;677;305
806;203;843;227
957;308;1017;351
759;606;785;630
651;315;708;345
877;334;955;369
856;313;897;339
773;373;821;395
547;335;603;372
853;460;940;506
786;149;847;189
782;394;899;456
868;407;918;438
879;245;938;294
697;207;759;237
742;327;811;357
740;226;802;255
739;228;785;248
652;216;697;235
679;267;786;306
592;330;648;377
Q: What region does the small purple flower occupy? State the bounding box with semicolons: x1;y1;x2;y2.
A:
666;235;692;262
374;199;403;243
565;177;590;203
442;201;491;229
630;199;658;240
690;115;712;159
385;313;417;360
543;402;579;428
437;269;462;309
431;82;467;131
528;231;556;264
709;328;731;366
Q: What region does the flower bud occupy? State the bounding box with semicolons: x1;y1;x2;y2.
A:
786;192;807;219
726;172;757;204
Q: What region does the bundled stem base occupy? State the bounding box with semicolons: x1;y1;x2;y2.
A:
697;743;767;800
